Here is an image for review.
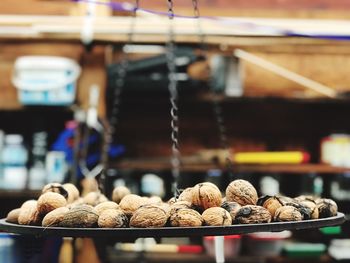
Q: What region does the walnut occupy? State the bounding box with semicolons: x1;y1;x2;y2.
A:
277;197;312;220
202;207;232;226
178;188;193;203
191;182;222;211
37;192;67;216
274;205;303;222
59;204;98;228
169;208;203;227
299;200;319;219
119;194;147;217
167;197;176;205
169;201;192;218
235;205;271;224
257;196;283;218
316;198;338;218
226;179;258;206
294;195;317;202
112;186;131;204
18;201;42;225
42;183;68;199
6;208;21;224
42;207;70;227
221;201;241;221
94;201;120;216
98;209;128;228
146;196;163;205
130;204;169;228
63;183;80;204
67;197;84;209
83;192;108;206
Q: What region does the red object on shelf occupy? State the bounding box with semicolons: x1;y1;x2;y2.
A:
177;245;203;254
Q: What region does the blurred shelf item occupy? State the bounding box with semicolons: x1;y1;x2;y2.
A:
114;158;350;174
0;189;40;199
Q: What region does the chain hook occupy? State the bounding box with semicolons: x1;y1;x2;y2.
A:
99;0;140;193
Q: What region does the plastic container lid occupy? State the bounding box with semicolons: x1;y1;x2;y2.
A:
247;231;292;241
204;235;241;240
5;134;23;144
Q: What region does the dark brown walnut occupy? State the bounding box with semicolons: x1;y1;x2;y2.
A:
169;208;203;227
18;201;42;225
178;187;193;203
98;209;128;228
63;183;80;204
94;201;120;216
6;208;21;224
42;183;68;199
112;186;131;204
119;194;147;217
257;196;283;218
316;198;338;218
202;207;232;226
42;207;70;227
274;205;303;222
191;182;222;211
235;205;271;224
83;192;108;206
37;192;67;216
299;200;319;219
221;201;241;221
225;179;258;206
59;204;98;228
129;204;169;228
276;196;312;220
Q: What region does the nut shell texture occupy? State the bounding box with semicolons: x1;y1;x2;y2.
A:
98;209;128;228
169;208;203;227
119;194;147;217
192;182;222;211
42;207;70;227
274;205;303;222
202;207;232;226
112;186;131;204
37;192;67;215
130;204;168;228
226;180;258;206
235;205;271;224
59;205;98;227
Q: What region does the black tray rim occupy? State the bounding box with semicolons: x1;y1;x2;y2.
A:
0;213;345;238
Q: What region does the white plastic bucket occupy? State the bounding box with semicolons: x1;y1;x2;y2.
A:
12;56;81;105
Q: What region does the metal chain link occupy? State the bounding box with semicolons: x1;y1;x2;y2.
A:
99;0;139;193
192;0;234;172
166;0;181;199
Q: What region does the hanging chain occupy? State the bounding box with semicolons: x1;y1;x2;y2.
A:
166;0;181;198
192;0;234;172
99;0;139;193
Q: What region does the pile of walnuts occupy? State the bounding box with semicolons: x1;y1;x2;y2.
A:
5;180;338;228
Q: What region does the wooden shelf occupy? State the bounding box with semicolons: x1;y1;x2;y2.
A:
0;189;41;199
114;158;350;174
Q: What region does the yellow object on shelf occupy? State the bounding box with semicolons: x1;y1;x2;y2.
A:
234;151;310;164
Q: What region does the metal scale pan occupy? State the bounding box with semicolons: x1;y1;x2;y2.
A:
0;213;345;238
